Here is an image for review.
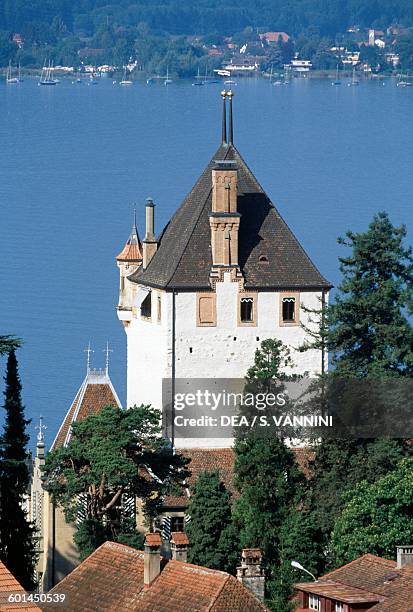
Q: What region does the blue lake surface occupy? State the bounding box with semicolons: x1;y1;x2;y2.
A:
0;76;412;449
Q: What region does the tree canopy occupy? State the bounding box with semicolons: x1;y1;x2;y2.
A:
43;404;189;557
332;457;413;565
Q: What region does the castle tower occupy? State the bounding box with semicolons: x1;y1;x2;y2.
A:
116;92;331;449
41;346;122;591
116;208;143;324
29;417;47;588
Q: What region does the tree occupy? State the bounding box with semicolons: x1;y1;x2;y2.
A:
43;404;189;559
332;457;413;565
0;349;36;589
186;470;239;573
305;213;412;550
232;339;307;608
268;511;325;612
329;212;413;376
0;335;21;356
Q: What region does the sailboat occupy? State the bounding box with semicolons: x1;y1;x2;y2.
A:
192;66;204;86
348;67;359;86
38;62;58;86
6;61;22;84
332;64;341;86
120;66;133;85
164;66;173;85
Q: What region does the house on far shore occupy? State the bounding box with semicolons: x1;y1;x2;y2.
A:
295;546;413;611
41;534;268;611
260;32;290;44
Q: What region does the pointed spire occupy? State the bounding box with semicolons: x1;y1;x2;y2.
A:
35;415;47;446
221;90;227;144
84;342;94;374
227;90;234;145
103;341;113;375
116;204;143;262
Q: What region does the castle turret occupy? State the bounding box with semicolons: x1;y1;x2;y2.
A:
116;208;143;324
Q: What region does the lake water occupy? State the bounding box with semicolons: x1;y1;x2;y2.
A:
0;76;412;449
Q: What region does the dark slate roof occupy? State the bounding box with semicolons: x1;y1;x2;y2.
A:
130;143;331;291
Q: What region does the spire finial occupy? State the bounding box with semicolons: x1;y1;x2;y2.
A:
227;90;234;145
35;415;47;444
104;341;113;374
84;342;94;374
133;203;137;229
221;90;227;144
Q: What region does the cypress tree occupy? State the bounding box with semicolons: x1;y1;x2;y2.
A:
0;349;36;589
186;470;238;573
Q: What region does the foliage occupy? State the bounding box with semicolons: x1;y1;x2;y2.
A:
329;212;413;376
332;457;413;565
232;338;315;608
0;335;21;356
308;437;408;541
43;404;189;558
0;349;36;589
186;470;239;574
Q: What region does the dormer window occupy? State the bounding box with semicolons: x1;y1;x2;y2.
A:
280;293;300;326
259;255;269;263
239;294;257;326
140;292;152;319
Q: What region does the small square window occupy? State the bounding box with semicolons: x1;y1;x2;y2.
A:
334;602;344;612
240;297;253;323
170;516;185;532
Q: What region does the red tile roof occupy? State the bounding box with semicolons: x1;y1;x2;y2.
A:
51;371;121;450
261;31;290;43
170;532;189;545
145;533;162;547
0;561;41;611
295;553;413;611
163;447;314;508
44;541;267;611
294;580;383;604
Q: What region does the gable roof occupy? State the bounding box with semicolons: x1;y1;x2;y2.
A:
296;553;413;611
44;541;267;612
130;143;331;291
51;369;122;450
0;561;41;611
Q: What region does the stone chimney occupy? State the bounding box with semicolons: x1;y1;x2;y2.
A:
144;532;162;588
170;532;189;563
397;546;413;568
237;548;265;601
142;198;158;269
209;160;241;267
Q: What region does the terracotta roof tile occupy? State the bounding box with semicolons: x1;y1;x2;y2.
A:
52;373;121;450
296;554;413;611
45;541;267;611
145;533;162;547
0;562;41;611
170;532;189;545
163;447;313;508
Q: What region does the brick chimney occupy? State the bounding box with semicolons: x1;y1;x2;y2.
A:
142;198;158;269
397;546;413;568
237;548;265;601
209;160;241;267
170;532;189;563
144;532;162;588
